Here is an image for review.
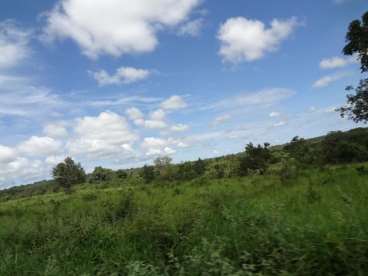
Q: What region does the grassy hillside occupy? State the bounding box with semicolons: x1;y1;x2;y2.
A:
2;127;368;275
1;164;368;275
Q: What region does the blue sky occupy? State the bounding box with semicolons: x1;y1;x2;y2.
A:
0;0;366;187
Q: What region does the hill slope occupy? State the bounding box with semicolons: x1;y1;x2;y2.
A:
1;164;368;275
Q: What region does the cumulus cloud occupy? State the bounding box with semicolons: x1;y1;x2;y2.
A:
141;137;186;156
91;67;151;86
178;18;204;37
68;112;138;158
145;109;167;129
320;56;356;69
313;72;349;88
43;122;68;138
0;157;47;189
218;17;298;63
0;145;17;163
126;107;167;129
126;107;145;126
0;21;31;69
18;136;63;156
161;95;187;110
43;0;201;58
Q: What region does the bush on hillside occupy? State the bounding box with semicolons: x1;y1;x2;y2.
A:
322;131;368;164
116;169;128;179
141;165;156;184
52;157;86;192
238;143;273;176
89;167;113;183
284;136;318;165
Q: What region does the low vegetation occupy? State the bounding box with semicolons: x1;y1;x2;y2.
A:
1;128;368;275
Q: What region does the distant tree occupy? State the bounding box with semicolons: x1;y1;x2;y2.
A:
90;166;113;183
116;169;128;179
176;162;196;181
339;11;368;122
154;156;172;168
322;131;368;164
284;136;316;165
52;157;86;192
239;143;272;176
141;165;155;184
154;156;173;180
213;164;225;179
193;158;206;176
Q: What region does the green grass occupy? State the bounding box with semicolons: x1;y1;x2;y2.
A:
1;165;368;275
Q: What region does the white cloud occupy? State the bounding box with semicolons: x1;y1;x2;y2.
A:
0;157;47;188
269;111;280;117
161;95;187;110
320;56;356;69
141;137;184;156
126;107;145;126
273;121;287;127
0;21;31;69
91;67;151;86
178;18;204;37
207;88;295;110
212;114;231;126
126;107;167;129
88;95;161;108
144;120;167;129
18;136;63;156
68;111;138;158
171;124;189;132
0;75;62;118
313;72;349;88
145;109;167;129
0;145;17;163
45;155;65;166
218;17;298;63
43;122;68;138
43;0;201;58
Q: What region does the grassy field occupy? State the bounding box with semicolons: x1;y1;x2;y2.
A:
1;164;368;275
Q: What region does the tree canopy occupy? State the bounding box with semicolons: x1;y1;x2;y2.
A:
339;11;368;122
52;157;86;191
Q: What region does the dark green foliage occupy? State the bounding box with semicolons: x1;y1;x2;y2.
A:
176;162;196;181
284;136;317;165
339;79;368;123
141;165;155;183
116;169;128;179
278;158;299;183
239;143;273;175
340;11;368;122
321;130;368;164
343;11;368;73
52;157;86;192
89;166;113;183
213;164;225;178
193;158;206;176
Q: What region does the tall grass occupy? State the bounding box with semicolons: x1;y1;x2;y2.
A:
0;165;368;275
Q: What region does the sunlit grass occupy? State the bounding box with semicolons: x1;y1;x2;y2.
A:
0;165;368;275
